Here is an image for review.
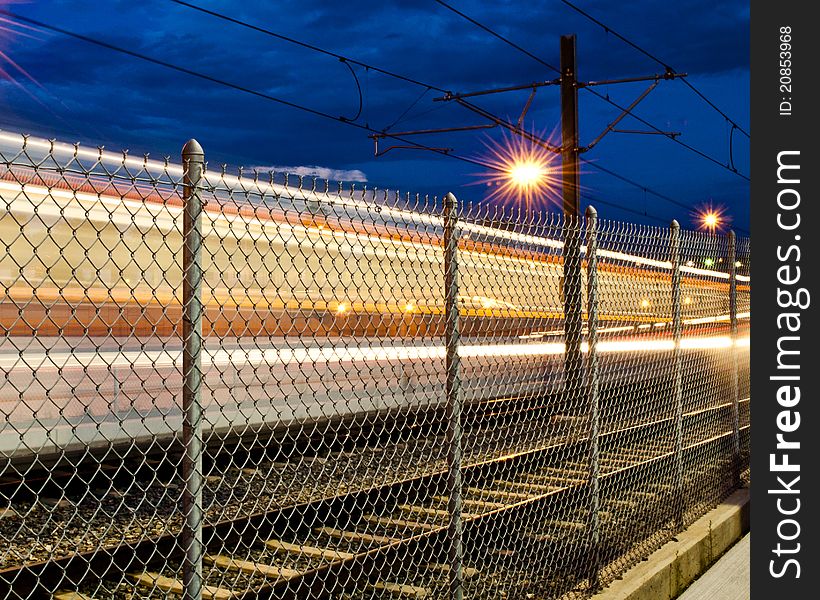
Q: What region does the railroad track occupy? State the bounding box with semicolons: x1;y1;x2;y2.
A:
1;394;749;600
0;353;674;503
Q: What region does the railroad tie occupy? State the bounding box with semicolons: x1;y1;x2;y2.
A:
204;554;301;580
53;593;96;600
368;581;430;598
544;519;586;532
600;456;640;466
465;487;535;502
361;514;438;531
425;563;481;580
397;504;482;520
269;461;293;469
605;498;638;510
493;479;559;494
540;466;588;478
523;473;581;487
563;463;596;475
264;539;355;561
0;507;21;520
315;526;400;546
129;572;234;600
630;491;660;501
431;495;507;510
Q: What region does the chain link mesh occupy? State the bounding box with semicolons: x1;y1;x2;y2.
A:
0;131;750;600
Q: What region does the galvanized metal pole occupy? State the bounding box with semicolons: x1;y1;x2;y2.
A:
728;230;740;486
443;192;463;600
561;34;584;406
585;205;600;590
670;220;683;529
182;139;205;600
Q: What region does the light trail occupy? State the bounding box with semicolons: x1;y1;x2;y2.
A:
0;179;750;284
0;335;751;372
0;131;750;283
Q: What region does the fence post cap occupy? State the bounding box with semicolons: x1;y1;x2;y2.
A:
182;139;204;160
671;219;680;230
585;205;597;218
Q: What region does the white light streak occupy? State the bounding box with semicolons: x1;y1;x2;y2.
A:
1;131;751;283
0;335;750;373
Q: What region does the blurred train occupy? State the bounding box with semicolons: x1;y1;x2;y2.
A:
0;132;750;462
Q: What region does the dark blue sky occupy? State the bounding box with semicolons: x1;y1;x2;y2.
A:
1;0;749;231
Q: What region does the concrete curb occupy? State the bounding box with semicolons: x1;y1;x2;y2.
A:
592;487;750;600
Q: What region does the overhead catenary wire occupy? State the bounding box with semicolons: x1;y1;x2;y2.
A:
166;0;727;219
0;9;489;171
2;9;739;229
431;0;560;72
167;0;449;95
433;0;750;181
582;194;666;224
583;163;749;235
559;0;750;139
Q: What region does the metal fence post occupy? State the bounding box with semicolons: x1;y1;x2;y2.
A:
728;230;740;486
585;205;600;590
443;192;463;600
182;139;205;600
670;220;684;529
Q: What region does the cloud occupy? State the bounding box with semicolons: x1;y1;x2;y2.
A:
250;164;368;183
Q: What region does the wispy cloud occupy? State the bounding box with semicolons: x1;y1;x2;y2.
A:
250;164;367;183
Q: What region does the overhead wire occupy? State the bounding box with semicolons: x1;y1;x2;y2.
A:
166;0;727;220
0;9;488;171
167;0;450;94
559;0;750;138
1;7;744;229
433;0;750;181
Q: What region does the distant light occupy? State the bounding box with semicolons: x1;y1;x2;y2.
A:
640;298;650;308
735;261;742;268
404;302;415;313
685;260;694;267
336;303;348;315
695;206;729;232
704;258;715;267
684;296;693;305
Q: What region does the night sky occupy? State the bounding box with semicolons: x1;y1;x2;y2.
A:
0;0;749;231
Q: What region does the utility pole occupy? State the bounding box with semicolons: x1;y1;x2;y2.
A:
374;36;683;403
560;34;583;395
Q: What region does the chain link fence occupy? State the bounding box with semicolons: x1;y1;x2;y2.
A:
0;131;750;600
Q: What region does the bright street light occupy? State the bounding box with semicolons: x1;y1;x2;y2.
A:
702;212;719;230
477;131;561;213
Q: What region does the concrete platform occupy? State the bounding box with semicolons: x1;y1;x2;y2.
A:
592;487;750;600
677;534;749;600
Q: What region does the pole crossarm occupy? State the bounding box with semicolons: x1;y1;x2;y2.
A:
369;124;497;140
382;68;687;159
432;78;561;102
369;124;494;156
372;142;453;157
579;70;686;88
